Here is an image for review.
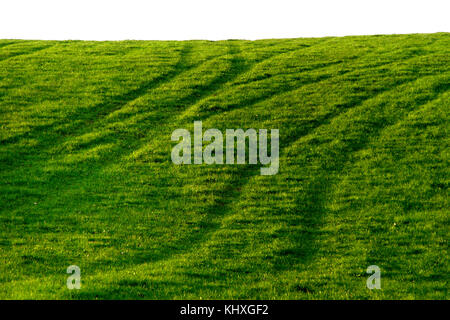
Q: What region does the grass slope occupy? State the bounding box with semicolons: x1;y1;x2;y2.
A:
0;33;449;299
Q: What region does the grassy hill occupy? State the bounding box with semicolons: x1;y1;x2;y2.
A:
0;33;448;299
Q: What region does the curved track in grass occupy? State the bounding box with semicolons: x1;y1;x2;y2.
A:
0;33;448;299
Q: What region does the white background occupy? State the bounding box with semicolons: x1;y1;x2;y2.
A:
0;0;448;40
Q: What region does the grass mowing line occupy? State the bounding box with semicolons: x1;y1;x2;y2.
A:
1;36;431;157
66;58;448;296
0;43;250;175
54;41;335;274
77;44;195;118
0;43;197;190
0;42;192;146
107;50;450;273
324;88;450;282
180;70;450;284
48;43;238;164
188;75;450;299
0;41;25;50
185;77;442;256
121;40;326;125
160;39;340;122
0;43;253;227
194;52;440;142
1;45;444;224
224;35;441;88
22;38;330;181
0;44;244;228
271;73;450;278
100;40;323;127
1;41;243;154
0;43;342;296
114;41;313;161
187;45;447;123
90;46;359;273
0;43;58;64
205;38;334;88
1;34;449;299
0;37;316;149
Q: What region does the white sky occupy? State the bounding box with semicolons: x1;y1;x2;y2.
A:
0;0;448;40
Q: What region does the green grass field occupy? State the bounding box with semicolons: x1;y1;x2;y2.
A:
0;33;448;299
